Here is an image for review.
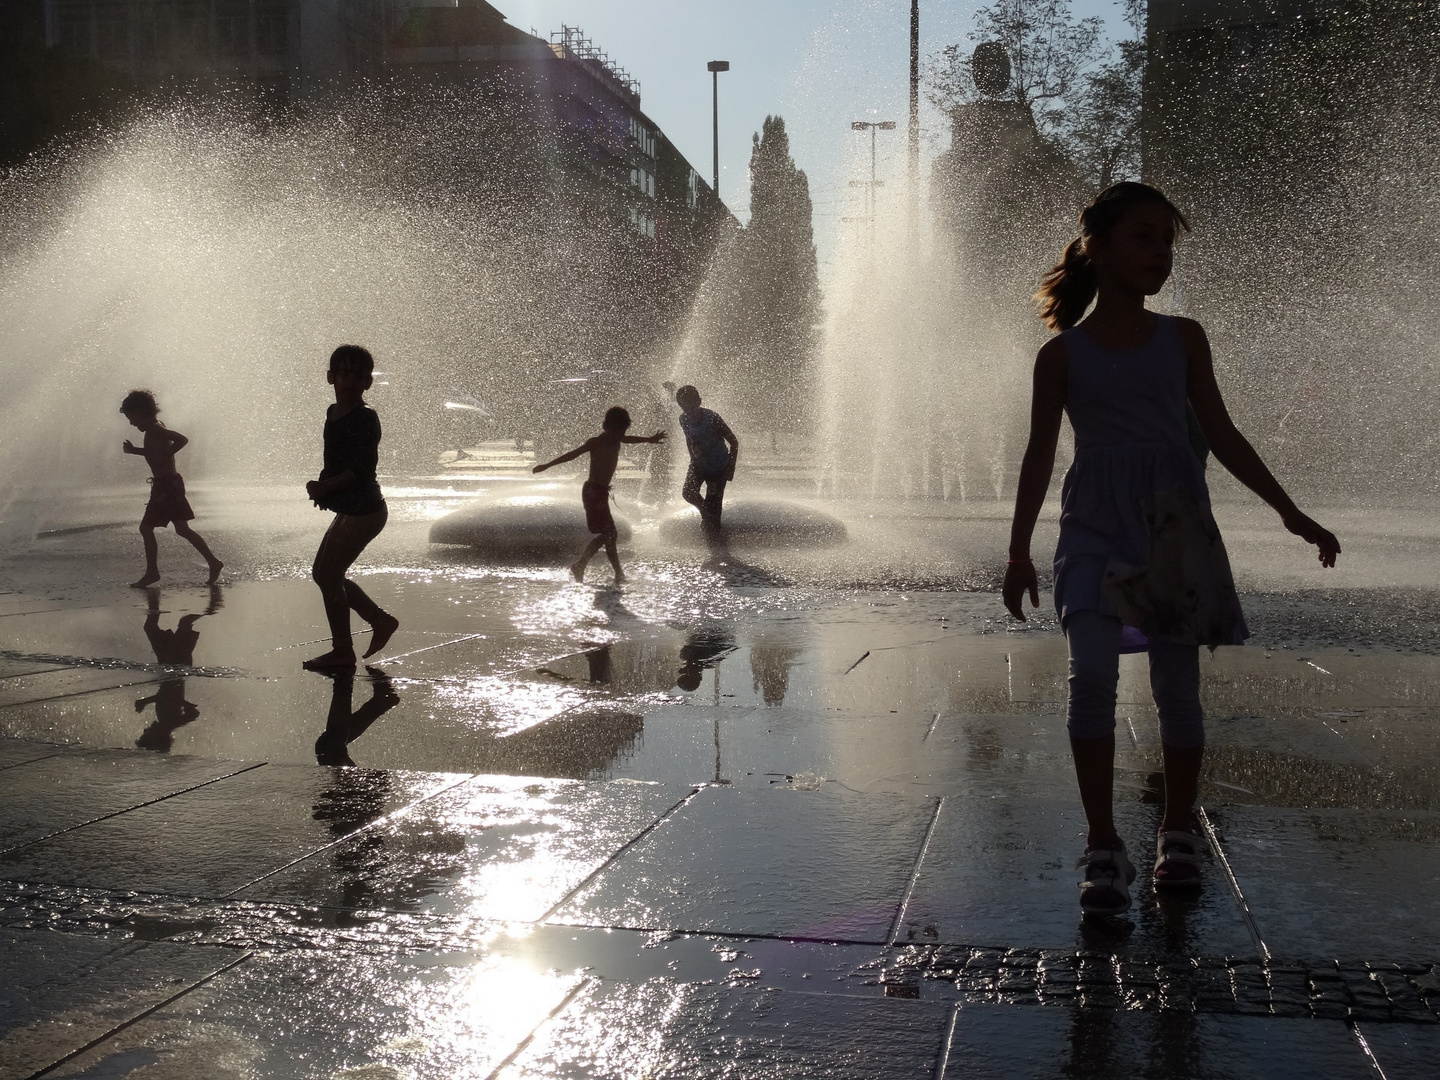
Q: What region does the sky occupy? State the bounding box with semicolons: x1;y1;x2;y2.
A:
501;0;1128;266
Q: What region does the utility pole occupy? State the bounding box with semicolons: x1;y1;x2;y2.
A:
908;1;920;245
707;60;730;198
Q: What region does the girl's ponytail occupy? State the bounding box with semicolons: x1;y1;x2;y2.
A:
1034;237;1096;332
1034;182;1190;333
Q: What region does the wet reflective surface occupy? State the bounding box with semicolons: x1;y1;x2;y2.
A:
4;487;1440;1077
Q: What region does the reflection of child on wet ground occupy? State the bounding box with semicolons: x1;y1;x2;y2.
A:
674;629;736;692
1003;182;1340;919
533;406;665;584
120;390;223;588
314;667;400;766
676;385;738;532
135;585;221;752
303;346;400;670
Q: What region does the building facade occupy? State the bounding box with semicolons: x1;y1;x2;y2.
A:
25;0;725;249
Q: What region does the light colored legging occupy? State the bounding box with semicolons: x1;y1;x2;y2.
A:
1065;610;1205;749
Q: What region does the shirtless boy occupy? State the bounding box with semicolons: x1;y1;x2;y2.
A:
120;389;223;588
533;406;664;583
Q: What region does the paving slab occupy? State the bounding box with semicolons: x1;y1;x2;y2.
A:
43;945;582;1080
0;735;61;770
1212;805;1440;960
1199;645;1440;716
1202;710;1440;812
554;784;937;942
0;764;461;897
0;666;160;708
238;775;688;921
0;656;72;680
0;671;654;776
0;926;241;1079
0;750;256;854
1354;1021;1440;1080
939;1005;1375;1079
497;979;952;1080
600;704;935;789
900;796;1256;957
598;706;1126;797
486;924;886;990
0;581;322;676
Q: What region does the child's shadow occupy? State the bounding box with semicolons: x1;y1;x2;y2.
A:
700;534;788;588
315;667;401;767
135;585;221;753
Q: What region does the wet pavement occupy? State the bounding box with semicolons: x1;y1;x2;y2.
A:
2;484;1440;1077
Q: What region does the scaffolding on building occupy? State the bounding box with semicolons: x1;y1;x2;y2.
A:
549;25;640;99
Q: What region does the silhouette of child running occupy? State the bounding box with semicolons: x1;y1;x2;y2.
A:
1003;182;1340;919
303;345;400;670
120;390;223;588
676;385;739;532
533;406;664;584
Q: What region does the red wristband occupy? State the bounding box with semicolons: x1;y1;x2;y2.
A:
1006;557;1033;565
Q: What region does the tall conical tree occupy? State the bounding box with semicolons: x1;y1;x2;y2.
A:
733;116;821;431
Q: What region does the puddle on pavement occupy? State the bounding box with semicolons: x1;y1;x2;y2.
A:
5;493;1440;808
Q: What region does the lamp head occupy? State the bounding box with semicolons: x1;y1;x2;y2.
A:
707;60;730;72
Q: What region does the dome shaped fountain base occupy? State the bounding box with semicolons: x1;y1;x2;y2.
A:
658;499;846;548
430;495;631;554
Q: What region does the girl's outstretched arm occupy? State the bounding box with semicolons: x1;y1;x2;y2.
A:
1181;319;1340;567
1004;338;1068;620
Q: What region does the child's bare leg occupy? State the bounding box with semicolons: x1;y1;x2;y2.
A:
305;511;385;669
173;521;223;582
343;580;400;658
311;566;356;667
131;525;160;588
571;535;605;581
603;531;624;582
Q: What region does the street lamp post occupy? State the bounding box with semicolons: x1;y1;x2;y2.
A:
707;60;730;198
850;120;898;221
908;1;920;243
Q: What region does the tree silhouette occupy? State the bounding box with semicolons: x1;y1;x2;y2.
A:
695;115;821;433
732;116;821;431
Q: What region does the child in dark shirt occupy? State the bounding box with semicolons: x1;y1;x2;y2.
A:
533;406;664;584
676;385;739;531
120;390;223;588
303;345;399;670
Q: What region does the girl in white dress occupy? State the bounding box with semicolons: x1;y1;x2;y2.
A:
1003;183;1340;917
